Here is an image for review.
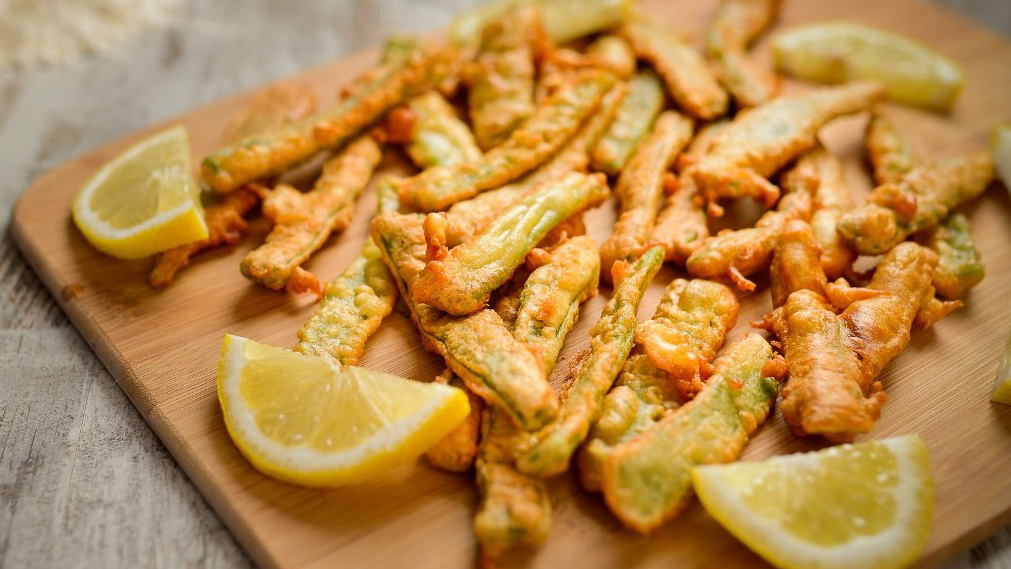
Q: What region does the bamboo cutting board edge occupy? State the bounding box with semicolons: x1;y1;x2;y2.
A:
10;1;1011;568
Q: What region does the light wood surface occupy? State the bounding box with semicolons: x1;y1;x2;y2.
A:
3;0;1011;568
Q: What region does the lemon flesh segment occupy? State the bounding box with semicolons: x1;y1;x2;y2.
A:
217;334;471;486
773;22;964;112
71;126;207;259
691;434;934;569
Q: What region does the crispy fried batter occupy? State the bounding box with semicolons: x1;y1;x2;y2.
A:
467;4;546;150
590;70;666;175
838;150;994;255
586;35;637;79
425;370;485;472
474;408;548;565
293;239;397;363
770;219;828;308
515;247;664;479
579;278;738;491
918;212;985;299
781;145;857;279
371;212;556;430
600;111;694;281
621;19;729;120
412;172;609;316
649;173;709;265
241;135;383;290
866;109;917;185
768;289;875;442
444;83;627;247
151;84;318;287
706;0;782;107
397;68;616;212
686;189;813;291
601;333;784;533
150;188;261;287
691;82;884;216
405;91;482;168
202;42;451;193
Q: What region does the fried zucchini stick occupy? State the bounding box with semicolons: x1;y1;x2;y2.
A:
467;4;545;150
706;0;782;107
691;81;884;216
600;111;694;280
579;278;738;491
837;150;994;254
769;243;959;441
685;188;812;291
201;42;451;193
293;240;397;364
767;289;873;442
371;212;556;430
241;135;383;292
430;236;599;478
150;84;318;287
601;333;785;533
918;212;985;299
397;68;616;212
425;370;485;472
586;35;637;79
769;219;827;308
405;91;482;168
590;70;666;175
781;145;857;280
866;110;917;185
444;83;627;246
451;0;629;48
515;246;664;478
413;172;609;315
620;19;728;120
649;120;729;264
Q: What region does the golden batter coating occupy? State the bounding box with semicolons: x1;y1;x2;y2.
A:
866;109;917;185
769;219;827;308
515;247;664;479
837;150;994;255
579;278;738;491
686;189;813;291
241;135;383;291
706;0;782;107
691;81;884;217
412;173;609;316
781;145;857;280
621;18;729;120
601;333;784;533
202;42;451;193
397;68;616;212
918;212;985;300
467;4;546;150
599;111;694;281
590;70;666;175
371;212;556;431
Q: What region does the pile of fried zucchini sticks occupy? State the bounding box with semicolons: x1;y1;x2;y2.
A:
152;0;995;564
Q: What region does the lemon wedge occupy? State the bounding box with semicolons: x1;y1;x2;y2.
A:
72;126;207;259
991;314;1011;404
993;124;1011;194
217;334;470;486
691;434;934;569
773;22;964;112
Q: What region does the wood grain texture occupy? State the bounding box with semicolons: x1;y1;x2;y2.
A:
1;0;1010;568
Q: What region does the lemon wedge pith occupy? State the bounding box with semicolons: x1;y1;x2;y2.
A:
773;22;964;112
72;126;207;259
217;334;470;486
691;434;934;569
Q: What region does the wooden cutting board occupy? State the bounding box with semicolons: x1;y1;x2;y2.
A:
11;0;1011;567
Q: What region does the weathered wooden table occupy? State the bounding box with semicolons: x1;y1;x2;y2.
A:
2;1;1010;567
